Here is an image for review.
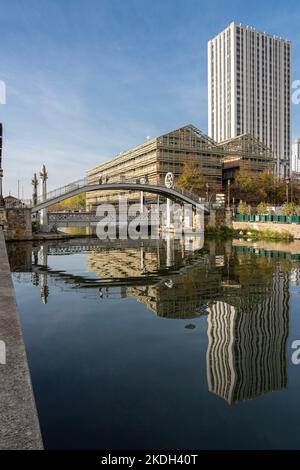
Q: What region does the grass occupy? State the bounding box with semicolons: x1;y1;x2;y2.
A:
236;228;294;242
205;225;294;241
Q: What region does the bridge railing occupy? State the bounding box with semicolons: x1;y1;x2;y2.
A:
48;211;99;222
173;185;202;204
26;173;207;209
21;178;89;207
40;177;88;204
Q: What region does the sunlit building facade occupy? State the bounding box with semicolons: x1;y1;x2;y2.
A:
86;125;222;210
86;125;273;210
292;138;300;173
208;22;291;177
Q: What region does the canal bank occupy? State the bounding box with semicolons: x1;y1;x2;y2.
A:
232;213;300;240
0;229;43;449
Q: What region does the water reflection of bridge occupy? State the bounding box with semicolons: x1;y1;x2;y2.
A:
9;237;300;405
10;238;297;319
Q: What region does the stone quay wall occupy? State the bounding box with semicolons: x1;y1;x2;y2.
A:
0;229;43;449
4;208;32;240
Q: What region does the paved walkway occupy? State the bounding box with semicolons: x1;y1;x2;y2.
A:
0;229;43;449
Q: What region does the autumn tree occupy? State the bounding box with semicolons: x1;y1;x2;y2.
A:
62;193;86;209
48;193;86;212
259;171;285;204
232;172;261;203
232;170;286;205
177;159;206;196
290;180;300;204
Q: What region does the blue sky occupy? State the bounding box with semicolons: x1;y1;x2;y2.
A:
1;0;300;197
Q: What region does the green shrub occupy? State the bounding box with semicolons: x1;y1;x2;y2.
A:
282;203;295;216
237;201;251;215
257;202;268;215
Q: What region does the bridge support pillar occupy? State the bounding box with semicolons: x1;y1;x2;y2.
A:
193;210;204;233
166;198;173;231
183;205;193;232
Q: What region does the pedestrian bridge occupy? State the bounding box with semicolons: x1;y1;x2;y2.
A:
29;178;209;213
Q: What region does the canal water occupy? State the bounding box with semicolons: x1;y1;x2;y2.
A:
7;236;300;449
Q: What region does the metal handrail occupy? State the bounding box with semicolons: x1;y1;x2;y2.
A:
173;185;202;204
25;173;206;209
40;177;88;203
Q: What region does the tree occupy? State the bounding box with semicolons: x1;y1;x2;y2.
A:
177;159;206;195
257;202;269;215
259;171;285;204
281;203;300;216
237;201;251;215
48;193;86;212
233;170;286;205
232;172;262;204
290;180;300;204
62;193;86;209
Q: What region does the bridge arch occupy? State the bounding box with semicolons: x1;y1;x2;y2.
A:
31;182;208;213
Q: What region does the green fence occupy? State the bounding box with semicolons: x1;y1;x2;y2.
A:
234;245;300;260
234;214;300;224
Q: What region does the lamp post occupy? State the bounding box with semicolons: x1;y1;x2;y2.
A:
227;179;231;208
286;177;290;204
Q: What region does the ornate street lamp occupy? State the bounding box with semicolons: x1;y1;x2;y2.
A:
31;173;39;206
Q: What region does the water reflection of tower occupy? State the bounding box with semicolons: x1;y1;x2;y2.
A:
206;271;290;404
290;268;300;285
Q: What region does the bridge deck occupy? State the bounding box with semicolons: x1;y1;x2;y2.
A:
31;182;208;213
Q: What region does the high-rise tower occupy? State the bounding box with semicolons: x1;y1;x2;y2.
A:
292;138;300;173
208;22;291;176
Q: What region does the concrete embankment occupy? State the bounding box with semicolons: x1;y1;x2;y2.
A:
0;229;43;449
